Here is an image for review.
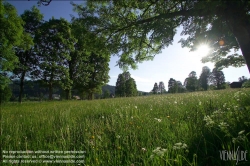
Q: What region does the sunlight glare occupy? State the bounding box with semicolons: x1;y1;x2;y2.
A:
196;45;210;56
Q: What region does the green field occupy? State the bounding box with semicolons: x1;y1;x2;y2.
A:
1;89;250;166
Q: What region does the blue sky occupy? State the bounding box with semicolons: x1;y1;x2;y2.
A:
8;0;250;92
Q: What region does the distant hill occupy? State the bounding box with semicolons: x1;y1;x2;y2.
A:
102;85;116;95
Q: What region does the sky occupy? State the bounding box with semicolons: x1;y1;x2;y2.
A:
8;0;250;92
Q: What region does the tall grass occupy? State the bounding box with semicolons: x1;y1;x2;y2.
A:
1;89;250;165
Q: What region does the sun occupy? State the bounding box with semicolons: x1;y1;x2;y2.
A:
195;45;210;56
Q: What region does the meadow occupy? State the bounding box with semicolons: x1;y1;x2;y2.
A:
0;89;250;166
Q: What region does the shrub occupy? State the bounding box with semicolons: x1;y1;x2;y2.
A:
242;80;250;88
0;86;12;103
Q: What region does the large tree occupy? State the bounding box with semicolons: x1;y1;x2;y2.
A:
68;17;111;100
152;82;159;94
12;6;43;103
79;52;110;100
184;71;198;92
125;78;137;97
168;78;185;93
158;81;166;94
67;1;250;72
0;1;25;91
115;72;132;97
115;74;126;97
34;18;76;100
168;78;176;93
67;19;92;100
199;66;211;91
209;68;226;90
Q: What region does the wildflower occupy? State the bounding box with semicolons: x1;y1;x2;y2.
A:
173;142;188;150
175;142;182;146
142;148;147;152
102;116;104;119
203;115;214;126
135;106;137;109
116;135;121;139
174;101;177;104
97;135;102;141
238;130;245;135
234;106;238;111
167;116;170;118
154;118;161;122
182;143;188;149
151;147;167;157
91;136;95;139
218;122;229;130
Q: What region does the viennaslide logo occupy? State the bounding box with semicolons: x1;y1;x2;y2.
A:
219;146;247;165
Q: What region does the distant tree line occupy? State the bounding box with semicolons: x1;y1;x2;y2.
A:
168;66;228;94
149;66;246;95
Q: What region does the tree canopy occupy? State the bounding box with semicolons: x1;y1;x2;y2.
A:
66;0;250;72
115;72;137;97
13;6;43;103
34;18;76;100
0;1;26;90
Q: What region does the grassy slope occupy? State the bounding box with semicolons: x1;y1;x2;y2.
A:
1;89;250;166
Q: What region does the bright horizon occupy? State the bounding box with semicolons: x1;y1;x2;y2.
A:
9;1;250;92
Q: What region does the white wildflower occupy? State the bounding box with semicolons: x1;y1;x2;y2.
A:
204;115;215;126
218;122;229;130
182;143;188;149
97;135;102;141
154;118;162;122
151;147;167;157
238;130;245;135
173;142;188;150
175;142;182;146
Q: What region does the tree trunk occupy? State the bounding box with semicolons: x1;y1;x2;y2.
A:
88;93;93;100
65;89;71;100
0;89;2;163
18;71;26;103
225;3;250;73
49;83;53;100
230;22;250;73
